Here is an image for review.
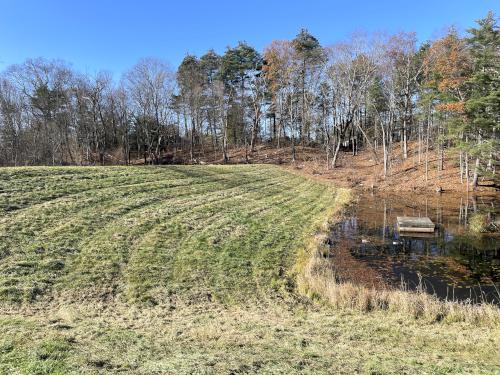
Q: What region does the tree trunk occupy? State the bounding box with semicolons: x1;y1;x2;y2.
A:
472;157;480;190
250;117;258;152
402;116;408;159
190;117;195;162
331;133;342;169
222;115;229;163
380;118;388;177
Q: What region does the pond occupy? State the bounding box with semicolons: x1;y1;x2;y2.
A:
329;191;500;304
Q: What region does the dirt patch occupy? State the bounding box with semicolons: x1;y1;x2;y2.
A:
289;143;497;193
164;141;498;193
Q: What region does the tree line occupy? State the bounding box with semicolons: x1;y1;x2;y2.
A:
0;11;497;189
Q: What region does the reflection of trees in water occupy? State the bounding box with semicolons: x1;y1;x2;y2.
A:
439;235;499;284
337;192;499;296
357;192;498;233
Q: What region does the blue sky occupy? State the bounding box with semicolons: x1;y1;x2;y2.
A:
0;0;498;77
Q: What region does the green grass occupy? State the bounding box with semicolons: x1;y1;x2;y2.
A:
0;165;332;304
0;165;499;374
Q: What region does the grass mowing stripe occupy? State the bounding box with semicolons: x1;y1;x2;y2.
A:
0;167;261;232
124;183;295;302
0;164;274;215
203;183;332;303
0;167;282;302
0;174;248;276
0;165;330;305
0;166;245;214
0;166;275;256
58;172;290;301
125;174;330;303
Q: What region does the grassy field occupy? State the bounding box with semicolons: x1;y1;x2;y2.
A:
0;165;499;374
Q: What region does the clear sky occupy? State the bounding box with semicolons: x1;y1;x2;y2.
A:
0;0;498;77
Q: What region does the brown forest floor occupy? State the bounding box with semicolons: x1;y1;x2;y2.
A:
159;141;498;193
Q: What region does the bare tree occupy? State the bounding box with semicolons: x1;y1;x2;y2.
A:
326;35;377;168
125;58;174;164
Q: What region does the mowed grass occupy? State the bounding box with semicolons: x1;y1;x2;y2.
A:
0;165;333;305
0;165;499;374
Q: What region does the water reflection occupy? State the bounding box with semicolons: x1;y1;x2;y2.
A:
330;192;500;304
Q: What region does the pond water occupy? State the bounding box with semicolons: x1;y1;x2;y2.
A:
329;191;500;304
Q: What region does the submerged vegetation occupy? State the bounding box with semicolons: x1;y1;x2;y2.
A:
0;166;499;374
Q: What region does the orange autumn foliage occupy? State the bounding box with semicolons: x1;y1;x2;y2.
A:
436;101;466;113
424;30;472;99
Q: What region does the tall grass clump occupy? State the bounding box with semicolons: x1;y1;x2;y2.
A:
468;212;489;234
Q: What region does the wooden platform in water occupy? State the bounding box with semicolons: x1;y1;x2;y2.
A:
396;216;435;233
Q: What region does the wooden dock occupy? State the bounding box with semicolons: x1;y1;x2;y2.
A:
396;216;435;233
